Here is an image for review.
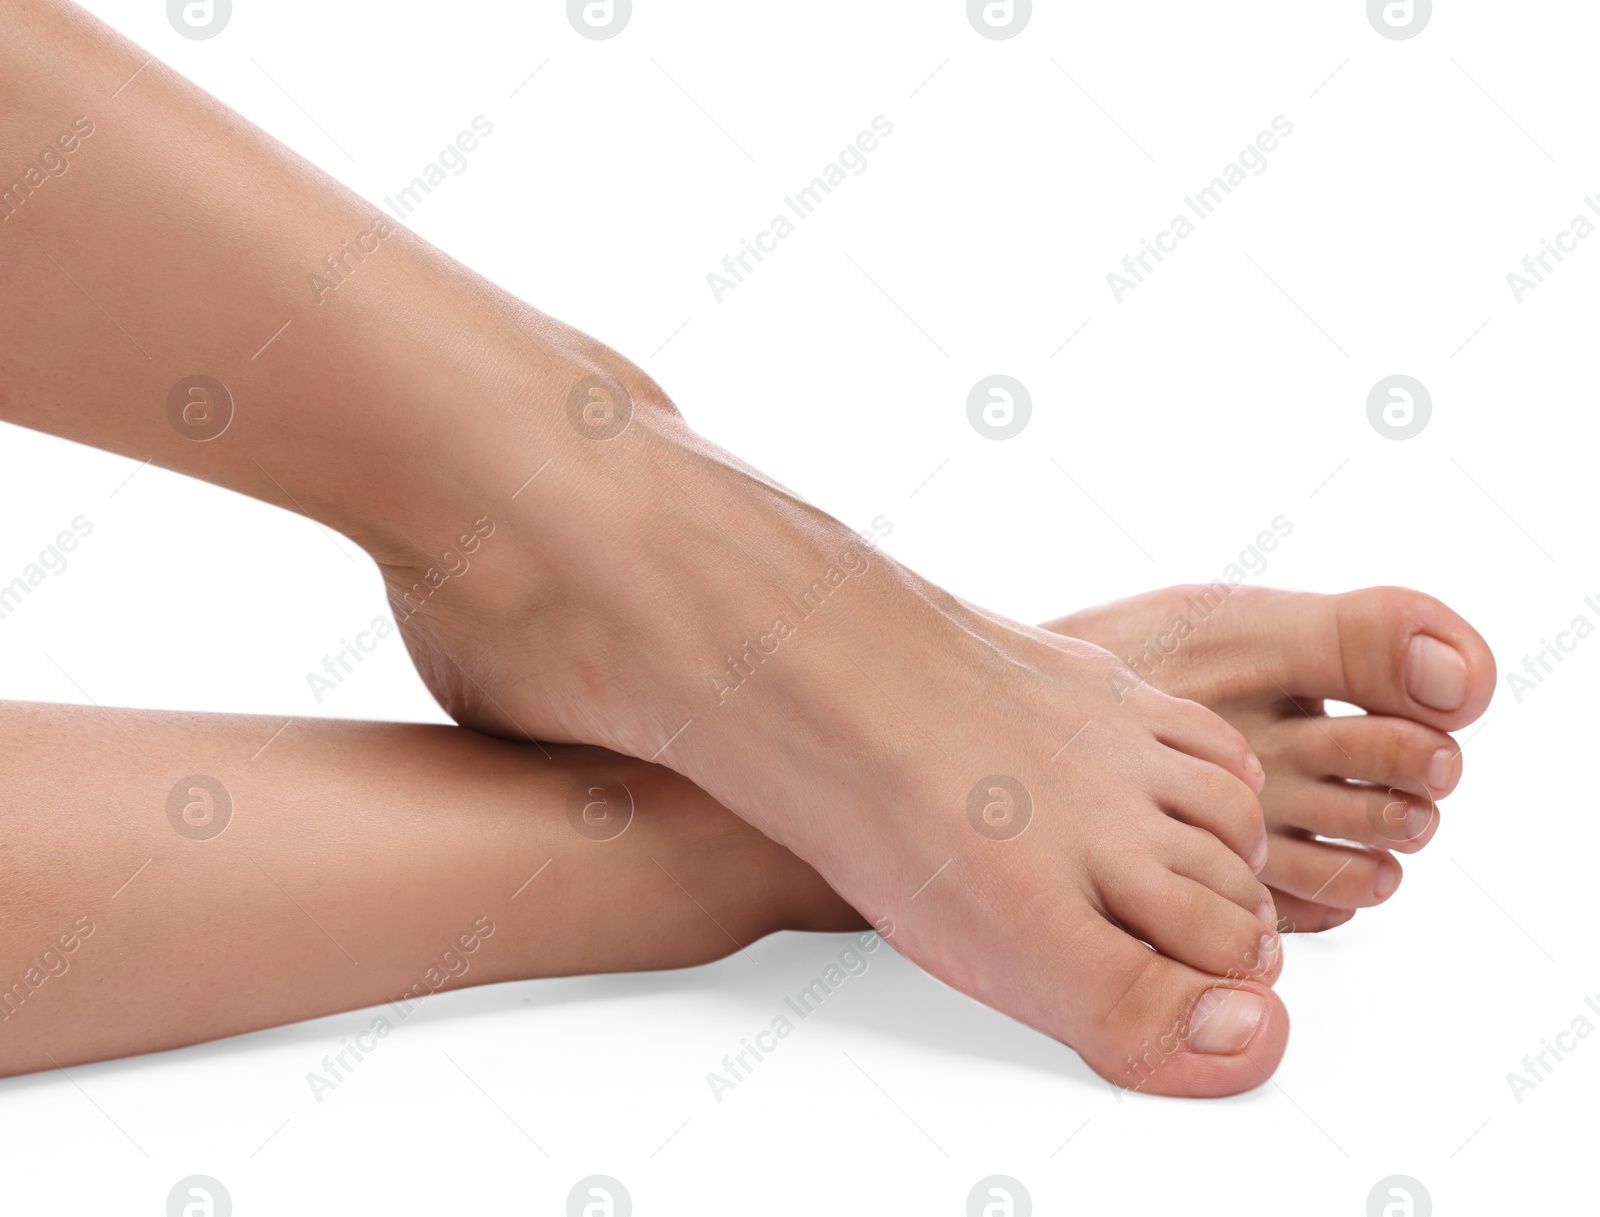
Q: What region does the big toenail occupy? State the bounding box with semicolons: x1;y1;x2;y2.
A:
1187;988;1265;1055
1406;635;1467;712
1374;858;1401;900
1427;747;1455;791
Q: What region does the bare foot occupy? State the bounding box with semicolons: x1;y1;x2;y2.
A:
1045;585;1495;932
385;403;1289;1097
0;0;1282;1096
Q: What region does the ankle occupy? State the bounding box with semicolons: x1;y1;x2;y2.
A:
416;391;889;740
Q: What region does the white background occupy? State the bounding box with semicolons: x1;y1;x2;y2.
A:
0;0;1592;1212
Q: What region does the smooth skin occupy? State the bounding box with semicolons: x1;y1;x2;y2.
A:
0;0;1285;1098
0;579;1496;1080
0;1;1491;1097
1048;584;1495;931
0;702;861;1079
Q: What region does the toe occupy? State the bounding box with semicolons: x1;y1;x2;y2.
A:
1059;916;1289;1097
1269;889;1357;933
1268;713;1462;797
1159;821;1269;913
1101;865;1281;985
1156;751;1269;870
1142;688;1266;794
1260;835;1402;909
1263;773;1439;853
1246;586;1496;732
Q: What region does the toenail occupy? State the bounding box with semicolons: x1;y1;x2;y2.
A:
1403;804;1431;841
1406;635;1467;712
1374;858;1401;900
1187;988;1266;1055
1427;747;1455;791
1248;834;1269;872
1255;893;1276;930
1243;752;1264;794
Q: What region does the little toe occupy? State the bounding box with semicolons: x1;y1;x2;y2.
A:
1269;889;1357;934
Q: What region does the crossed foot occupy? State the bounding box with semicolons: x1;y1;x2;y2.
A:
380;418;1492;1097
735;583;1490;1092
0;0;1494;1100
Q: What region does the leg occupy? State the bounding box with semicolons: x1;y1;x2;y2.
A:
1;1;1285;1095
0;702;858;1078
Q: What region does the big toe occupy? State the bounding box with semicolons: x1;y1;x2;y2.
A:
1053;916;1290;1097
1242;586;1496;732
